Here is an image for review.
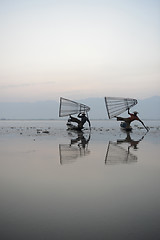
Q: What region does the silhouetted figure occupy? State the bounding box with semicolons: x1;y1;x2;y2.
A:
116;108;149;131
67;113;91;131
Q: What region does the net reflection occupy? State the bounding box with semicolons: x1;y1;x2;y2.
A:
59;131;91;165
105;132;146;165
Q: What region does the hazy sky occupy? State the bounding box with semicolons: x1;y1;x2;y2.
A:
0;0;160;102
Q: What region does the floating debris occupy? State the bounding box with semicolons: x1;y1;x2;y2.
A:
42;130;50;134
37;129;42;133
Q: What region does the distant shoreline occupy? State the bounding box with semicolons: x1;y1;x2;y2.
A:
1;119;160;121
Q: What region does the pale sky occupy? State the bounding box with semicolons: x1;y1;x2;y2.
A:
0;0;160;102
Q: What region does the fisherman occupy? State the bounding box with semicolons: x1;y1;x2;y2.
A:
116;108;149;131
67;112;91;130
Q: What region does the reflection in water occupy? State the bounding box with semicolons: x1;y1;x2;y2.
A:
59;131;91;165
105;132;146;165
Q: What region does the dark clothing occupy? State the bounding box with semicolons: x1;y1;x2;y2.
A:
69;113;91;130
77;113;91;128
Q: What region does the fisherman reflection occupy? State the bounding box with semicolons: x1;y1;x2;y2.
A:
105;132;146;165
117;131;146;151
59;131;91;165
70;131;91;155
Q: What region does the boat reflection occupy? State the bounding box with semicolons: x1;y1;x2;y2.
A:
59;131;91;165
105;132;146;165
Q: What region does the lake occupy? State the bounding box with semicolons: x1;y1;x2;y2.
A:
0;120;160;240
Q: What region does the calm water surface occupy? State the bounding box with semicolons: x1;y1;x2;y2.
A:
0;120;160;240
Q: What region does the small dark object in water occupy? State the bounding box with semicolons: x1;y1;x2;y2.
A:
42;130;50;134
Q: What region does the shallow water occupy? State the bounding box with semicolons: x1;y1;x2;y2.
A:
0;120;160;240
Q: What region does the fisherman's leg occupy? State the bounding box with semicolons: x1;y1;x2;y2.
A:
122;119;132;129
69;116;81;124
125;122;131;128
78;122;83;130
117;117;124;121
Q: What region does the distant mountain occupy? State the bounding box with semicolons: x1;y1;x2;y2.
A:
136;96;160;120
0;100;59;120
0;96;160;120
